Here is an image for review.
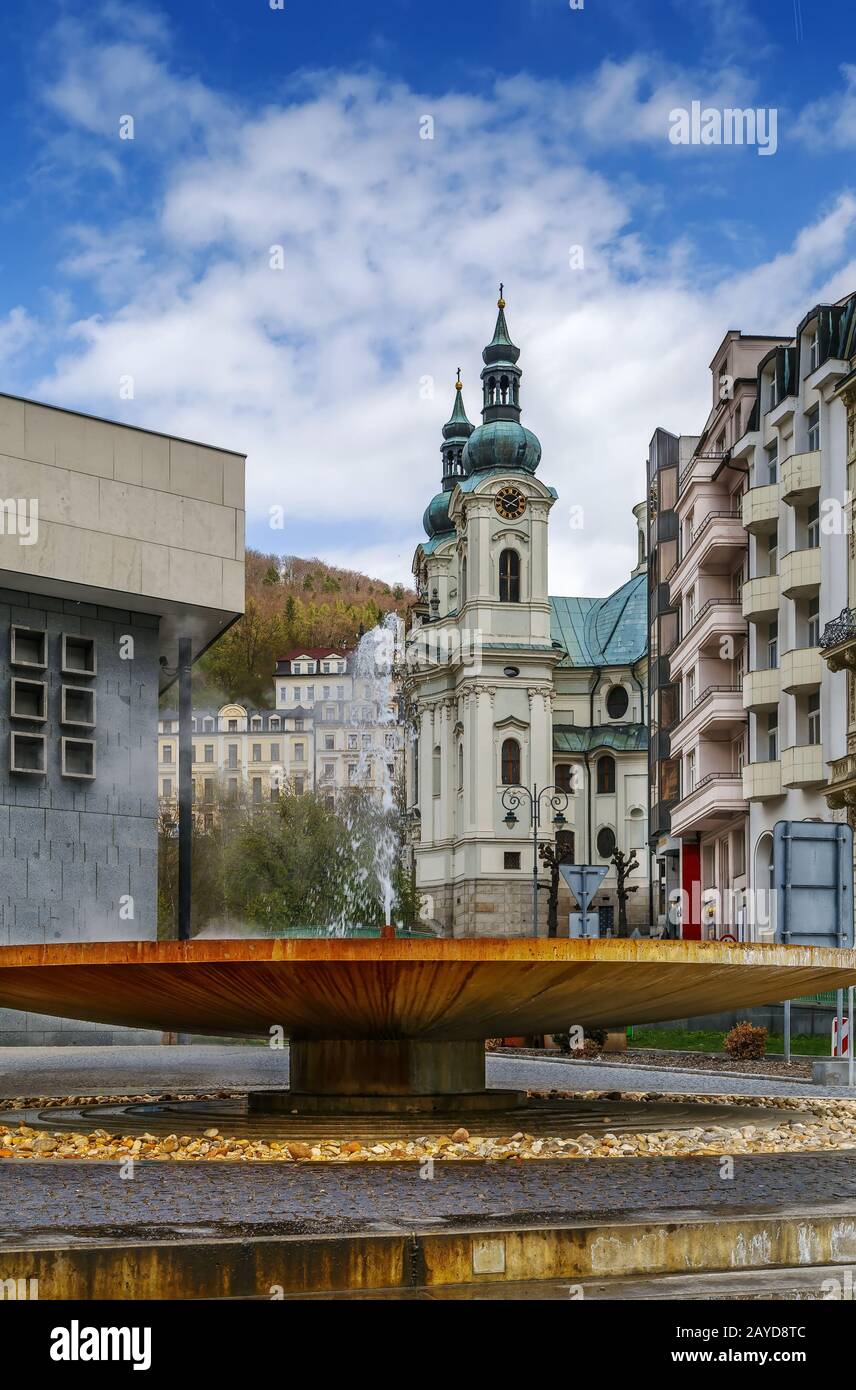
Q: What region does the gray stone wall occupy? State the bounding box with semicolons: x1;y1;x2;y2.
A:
0;589;160;1045
427;877;651;937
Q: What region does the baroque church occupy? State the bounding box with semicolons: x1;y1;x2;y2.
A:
406;291;651;937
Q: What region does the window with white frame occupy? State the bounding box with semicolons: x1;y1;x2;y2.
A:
767;711;778;762
807;692;821;746
807;596;820;648
806;405;820;452
806;500;820;549
767;621;778;670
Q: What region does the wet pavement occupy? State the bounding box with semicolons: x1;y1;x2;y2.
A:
2;1043;854;1099
3;1150;856;1242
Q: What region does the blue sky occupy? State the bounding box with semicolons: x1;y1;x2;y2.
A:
1;0;855;594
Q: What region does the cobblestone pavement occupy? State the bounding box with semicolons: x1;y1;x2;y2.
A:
2;1044;854;1099
2;1151;856;1242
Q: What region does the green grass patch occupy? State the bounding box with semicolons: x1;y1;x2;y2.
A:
628;1026;831;1057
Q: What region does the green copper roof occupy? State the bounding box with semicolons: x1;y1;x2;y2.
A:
442;378;474;441
550;574;647;668
421;529;456;556
463;418;541;474
483;302;520;367
553;724;649;754
422;490;453;539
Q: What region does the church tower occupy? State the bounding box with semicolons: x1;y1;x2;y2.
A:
408;290;561;936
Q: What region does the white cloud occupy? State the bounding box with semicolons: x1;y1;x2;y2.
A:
24;20;856;601
0;308;38;367
794;64;856;150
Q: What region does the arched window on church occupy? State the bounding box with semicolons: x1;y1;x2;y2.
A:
457;740;464;792
499;374;509;404
596;754;615;794
499;549;520;602
432;745;441;798
487;375;497;405
556;763;575;794
501;738;521;786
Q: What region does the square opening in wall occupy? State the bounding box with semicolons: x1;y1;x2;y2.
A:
61;737;96;780
61;685;96;728
10;626;47;670
61;634;97;677
10;732;46;775
10;678;47;722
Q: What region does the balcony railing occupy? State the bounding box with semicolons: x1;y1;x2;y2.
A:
666;509;742;584
674;771;742;806
685;596;742;636
679;448;729;491
820;607;856;651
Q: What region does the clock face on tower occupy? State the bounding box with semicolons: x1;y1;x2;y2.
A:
495;485;527;521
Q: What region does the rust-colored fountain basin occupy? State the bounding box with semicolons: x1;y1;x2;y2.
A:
1;936;854;1039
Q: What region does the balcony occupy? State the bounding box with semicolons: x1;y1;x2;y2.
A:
806;357;850;393
741;484;780;534
825;752;856;810
781;546;821;598
743;667;780;710
781;743;825;788
669;685;745;756
742;760;783;800
767;394;797;429
780;645;822;693
670;773;747;837
781;450;821;503
742;574;779;622
820;607;856;673
669;598;745;677
669;511;746;600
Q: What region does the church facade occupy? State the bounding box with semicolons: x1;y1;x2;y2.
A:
406;293;651;937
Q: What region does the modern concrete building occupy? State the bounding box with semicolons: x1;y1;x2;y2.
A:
407;294;650;936
0;393;245;1042
665;331;786;937
735;297;855;921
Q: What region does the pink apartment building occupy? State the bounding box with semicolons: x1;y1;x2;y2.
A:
665;331;788;936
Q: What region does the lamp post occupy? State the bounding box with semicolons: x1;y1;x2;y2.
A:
501;784;570;937
160;639;193;943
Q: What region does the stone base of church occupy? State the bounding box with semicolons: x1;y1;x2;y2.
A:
422;878;651;937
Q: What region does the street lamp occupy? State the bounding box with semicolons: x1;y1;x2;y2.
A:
501;784;570;937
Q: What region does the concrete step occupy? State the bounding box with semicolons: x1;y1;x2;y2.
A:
5;1203;856;1299
290;1263;856;1300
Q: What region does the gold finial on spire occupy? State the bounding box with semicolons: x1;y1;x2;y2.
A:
498;281;505;309
455;367;462;390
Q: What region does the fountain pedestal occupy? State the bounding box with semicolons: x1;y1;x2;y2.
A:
249;1039;525;1114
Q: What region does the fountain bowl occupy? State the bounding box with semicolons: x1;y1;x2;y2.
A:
2;937;854;1109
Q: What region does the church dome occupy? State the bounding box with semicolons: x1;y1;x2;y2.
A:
462;419;541;474
423;490;453;538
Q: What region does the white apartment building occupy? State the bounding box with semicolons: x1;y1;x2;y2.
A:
734;298;854;903
158;645;403;819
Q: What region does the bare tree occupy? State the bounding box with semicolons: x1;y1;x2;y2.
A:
538;838;575;939
610;846;640;936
